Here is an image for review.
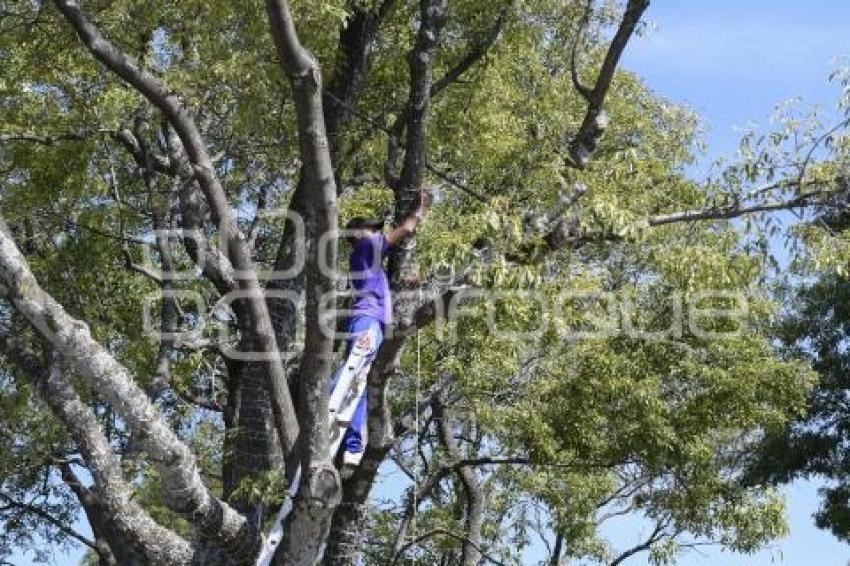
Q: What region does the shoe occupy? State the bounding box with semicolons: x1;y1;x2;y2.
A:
342;450;363;467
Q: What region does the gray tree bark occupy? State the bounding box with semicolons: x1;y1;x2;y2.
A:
0;335;196;564
61;464;146;566
434;401;484;566
265;0;341;563
53;0;300;461
567;0;650;168
325;3;450;560
0;222;259;564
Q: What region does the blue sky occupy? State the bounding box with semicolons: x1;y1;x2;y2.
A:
10;1;850;565
623;0;850;167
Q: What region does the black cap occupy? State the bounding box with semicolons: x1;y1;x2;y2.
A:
345;216;384;231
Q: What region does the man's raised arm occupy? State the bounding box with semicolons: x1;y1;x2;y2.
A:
386;186;432;246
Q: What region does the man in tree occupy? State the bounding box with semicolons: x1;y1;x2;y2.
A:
329;186;431;467
3;0;840;563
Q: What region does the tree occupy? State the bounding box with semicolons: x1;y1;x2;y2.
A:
746;212;850;543
0;0;844;564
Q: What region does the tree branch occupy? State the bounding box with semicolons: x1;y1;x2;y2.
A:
433;398;485;566
646;190;834;227
0;129;112;145
266;0;342;562
569;0;595;101
389;464;452;565
383;1;506;191
392;528;507;566
425;162;489;202
123;253;163;283
59;464;123;564
54;0;299;458
540;181;845;254
0;492;97;551
0;334;197;563
247;184;270;251
165;136;239;296
387;0;449;288
0;221;258;563
609;518;669;566
323;0;397;167
429;5;508;97
567;0;650;169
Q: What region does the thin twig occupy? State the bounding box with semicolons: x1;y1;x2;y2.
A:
393;528;506;566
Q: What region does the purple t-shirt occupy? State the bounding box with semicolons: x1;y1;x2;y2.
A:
349;234;392;325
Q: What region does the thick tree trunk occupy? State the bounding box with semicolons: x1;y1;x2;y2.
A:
324;338;404;565
266;0;341;563
0;223;260;564
2;342;197;564
222;344;284;520
222;293;287;520
61;465;145;566
54;0;300;460
266;182;307;356
326;2;449;559
323;475;375;565
390;467;450;563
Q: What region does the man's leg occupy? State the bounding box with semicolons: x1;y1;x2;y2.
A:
329;318;379;416
339;321;382;465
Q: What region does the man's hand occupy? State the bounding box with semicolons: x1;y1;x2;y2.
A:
386;184;433;246
416;185;435;215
